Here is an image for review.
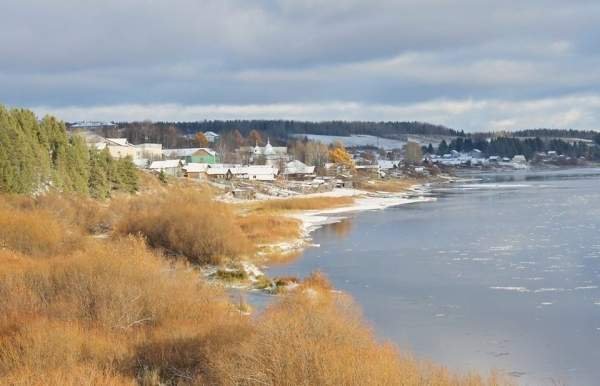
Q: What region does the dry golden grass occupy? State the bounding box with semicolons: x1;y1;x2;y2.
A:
355;178;418;193
0;235;242;385
115;188;252;265
0;206;80;257
0;192;112;235
251;195;354;211
0;192;513;386
237;212;301;244
34;193;114;233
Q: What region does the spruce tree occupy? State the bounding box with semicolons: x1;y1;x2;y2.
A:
67;134;90;194
88;147;110;199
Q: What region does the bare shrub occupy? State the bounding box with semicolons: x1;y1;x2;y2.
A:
0;206;79;257
35;193;114;233
237;213;300;244
116;188;251;265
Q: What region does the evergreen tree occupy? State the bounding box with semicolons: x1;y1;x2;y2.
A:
0;106;37;193
437;140;448;155
115;156;139;193
40;115;72;190
67;134;90;194
0;105;141;197
88;147;110;199
158;169;167;184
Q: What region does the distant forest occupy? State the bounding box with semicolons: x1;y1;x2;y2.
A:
114;120;461;144
92;120;600;161
110;120;600;144
437;136;600;161
510;128;599;140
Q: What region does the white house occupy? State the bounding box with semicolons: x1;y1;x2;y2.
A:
512;155;527;164
182;163;210;178
205;164;278;181
92;138;138;159
135;143;163;160
149;159;183;176
204;131;220;143
377;160;400;170
283;160;316;179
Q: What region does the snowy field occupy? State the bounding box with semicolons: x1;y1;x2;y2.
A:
291;134;406;149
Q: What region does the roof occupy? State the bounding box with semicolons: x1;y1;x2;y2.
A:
284;160;315;175
149;160;181;169
183;163;209;173
106;138;133;147
162;148;217;158
245;165;279;175
378;160;399;170
135;143;162;149
204;131;219;137
206;165;278;176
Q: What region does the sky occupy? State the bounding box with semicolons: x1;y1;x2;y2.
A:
2;0;600;131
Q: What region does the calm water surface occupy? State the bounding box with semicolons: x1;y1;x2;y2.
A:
267;168;600;386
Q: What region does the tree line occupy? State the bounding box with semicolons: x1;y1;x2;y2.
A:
110;119;461;147
1;105;138;198
434;136;600;160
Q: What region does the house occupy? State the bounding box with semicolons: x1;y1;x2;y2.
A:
512;155;527;164
204;131;220;143
94;138;138;159
377;160;400;170
182;163;209;178
206;166;233;180
162;148;219;164
283;160;316;180
245;165;279;181
135;143;163;160
149;160;183;176
469;149;483;159
205;164;279;181
355;164;380;177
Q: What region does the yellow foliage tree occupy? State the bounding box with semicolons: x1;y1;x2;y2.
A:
195;132;209;147
329;145;354;169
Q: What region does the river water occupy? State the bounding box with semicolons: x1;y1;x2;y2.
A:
266;168;600;385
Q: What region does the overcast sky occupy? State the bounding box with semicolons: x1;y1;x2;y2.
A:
2;0;600;131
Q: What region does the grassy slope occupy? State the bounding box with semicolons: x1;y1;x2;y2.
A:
0;183;512;386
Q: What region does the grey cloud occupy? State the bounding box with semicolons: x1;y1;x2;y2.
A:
1;0;600;130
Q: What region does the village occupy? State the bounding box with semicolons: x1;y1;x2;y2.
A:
76;125;559;202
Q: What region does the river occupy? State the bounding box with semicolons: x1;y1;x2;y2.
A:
266;168;600;386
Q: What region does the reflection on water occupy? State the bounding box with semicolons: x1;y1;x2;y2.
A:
267;167;600;386
326;217;354;238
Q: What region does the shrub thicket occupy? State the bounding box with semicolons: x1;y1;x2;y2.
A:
116;188;251;264
0;192;512;386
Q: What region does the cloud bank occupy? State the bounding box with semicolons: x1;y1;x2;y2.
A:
2;0;600;130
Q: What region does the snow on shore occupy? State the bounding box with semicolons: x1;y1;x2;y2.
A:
289;187;436;236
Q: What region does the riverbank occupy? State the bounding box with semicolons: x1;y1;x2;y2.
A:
206;179;440;292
